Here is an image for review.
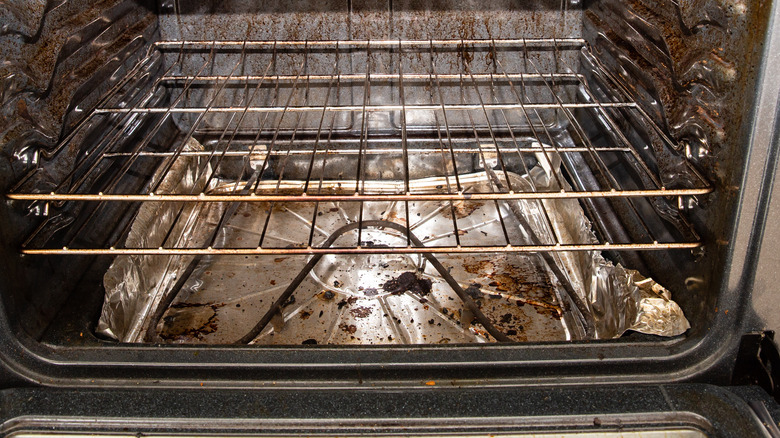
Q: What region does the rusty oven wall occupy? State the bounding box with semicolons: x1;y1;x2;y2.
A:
0;0;159;338
158;1;583;41
582;0;772;334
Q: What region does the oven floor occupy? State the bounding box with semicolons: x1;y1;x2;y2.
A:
153;189;569;344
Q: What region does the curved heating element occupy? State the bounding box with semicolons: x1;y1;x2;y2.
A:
146;219;519;343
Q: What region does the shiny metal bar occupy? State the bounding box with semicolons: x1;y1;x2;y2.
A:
23;48;166;172
202;43;268;189
458;50;513;246
42;45;189;198
55;44;218;248
427;44;460;247
462;46;514;193
154;38;587;49
93;102;638;114
106;41;257;250
309;47;343;247
512;40;568;191
525;52;662;241
112;45;223;188
488;40;560;246
355;41;372;246
24;241;702;256
312;74;343;196
355;41;372;194
7;188;712;202
160;72;584;83
572;53;712;189
303;45;338;194
13;38;713;257
100;146;631;158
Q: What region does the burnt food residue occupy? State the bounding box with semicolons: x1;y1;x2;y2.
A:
382;271;432;296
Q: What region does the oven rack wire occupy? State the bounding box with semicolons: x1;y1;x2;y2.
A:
7;38;710;255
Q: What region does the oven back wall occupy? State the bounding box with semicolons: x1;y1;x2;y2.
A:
158;1;583;42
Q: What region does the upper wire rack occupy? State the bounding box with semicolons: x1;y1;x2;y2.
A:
8;38;710;254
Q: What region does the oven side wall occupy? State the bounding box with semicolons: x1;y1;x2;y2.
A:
582;0;773;335
0;0;160;339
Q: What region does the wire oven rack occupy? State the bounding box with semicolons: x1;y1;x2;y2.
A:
8;38;711;255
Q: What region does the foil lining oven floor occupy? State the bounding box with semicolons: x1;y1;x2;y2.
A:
153;197;569;344
98;145;689;344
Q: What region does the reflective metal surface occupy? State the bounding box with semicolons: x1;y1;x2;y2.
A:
97;138;689;344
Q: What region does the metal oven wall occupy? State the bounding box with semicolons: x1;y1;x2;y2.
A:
0;0;775;388
0;0;160;339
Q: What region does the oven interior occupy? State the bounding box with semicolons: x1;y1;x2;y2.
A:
0;0;772;351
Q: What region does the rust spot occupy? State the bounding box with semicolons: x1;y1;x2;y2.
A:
463;259;496;275
443;200;484;219
385;210;407;225
339;323;357;334
160;304;219;341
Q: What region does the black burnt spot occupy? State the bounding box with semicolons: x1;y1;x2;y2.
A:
465;283;483;299
160;304;219;341
382;271;432;296
282;295;296;308
337;296;358;310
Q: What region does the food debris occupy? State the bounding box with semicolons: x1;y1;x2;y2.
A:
465;283;483;299
337;296;358;310
339;323;357;334
350;306;372;318
382;271;432;296
282;295;296;307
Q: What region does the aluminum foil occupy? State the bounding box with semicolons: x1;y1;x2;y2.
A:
521;151;690;338
98;140;689;343
97;137;222;342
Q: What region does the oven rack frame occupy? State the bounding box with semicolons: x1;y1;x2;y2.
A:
7;38;710;255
